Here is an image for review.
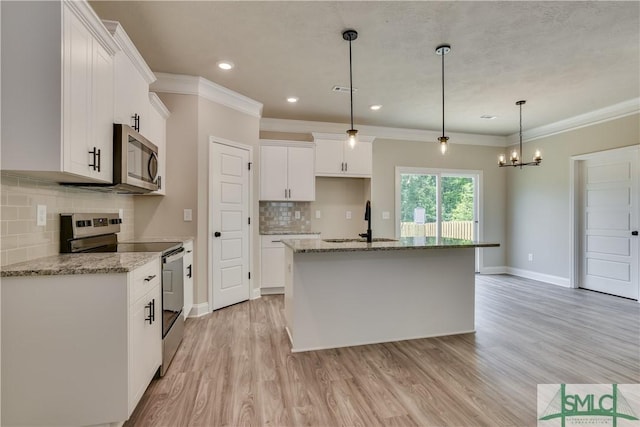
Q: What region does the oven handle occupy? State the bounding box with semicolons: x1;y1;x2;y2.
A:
163;247;185;264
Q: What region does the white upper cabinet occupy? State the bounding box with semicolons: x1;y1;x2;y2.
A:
1;0;119;183
313;133;374;177
260;141;315;201
103;20;157;141
144;93;170;195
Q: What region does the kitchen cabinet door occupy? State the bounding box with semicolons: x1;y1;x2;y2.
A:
315;139;344;175
106;20;156;141
261;246;285;288
143;93;169;195
130;283;161;413
260;145;288;200
343;139;372;176
287;146;315;201
63;6;114;183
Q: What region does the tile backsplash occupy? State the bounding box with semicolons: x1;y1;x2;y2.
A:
259;201;311;233
1;173;135;267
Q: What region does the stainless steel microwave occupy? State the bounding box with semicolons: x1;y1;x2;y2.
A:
113;124;159;193
65;124;159;193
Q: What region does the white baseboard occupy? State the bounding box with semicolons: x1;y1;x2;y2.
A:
506;267;571;288
189;302;210;318
478;266;507;275
260;287;284;295
251;288;261;300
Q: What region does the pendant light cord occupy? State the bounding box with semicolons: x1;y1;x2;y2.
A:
349;37;354;130
441;48;445;138
519;101;523;169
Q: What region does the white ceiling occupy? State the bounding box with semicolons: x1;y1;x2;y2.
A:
89;1;640;137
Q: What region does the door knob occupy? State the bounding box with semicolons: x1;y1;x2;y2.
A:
214;231;221;237
632;231;639;236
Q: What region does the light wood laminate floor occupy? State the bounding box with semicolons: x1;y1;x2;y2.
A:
126;275;640;426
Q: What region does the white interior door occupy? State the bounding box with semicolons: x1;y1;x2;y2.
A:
580;148;639;299
210;141;250;310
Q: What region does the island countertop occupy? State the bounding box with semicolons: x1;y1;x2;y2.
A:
1;252;160;277
281;236;499;253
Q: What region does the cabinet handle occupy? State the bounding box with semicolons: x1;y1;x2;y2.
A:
144;274;156;282
145;299;154;324
288;189;291;198
271;240;282;243
132;113;140;132
89;147;100;171
187;264;192;278
345;162;348;172
341;162;344;171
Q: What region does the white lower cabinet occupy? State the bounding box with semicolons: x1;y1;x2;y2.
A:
183;239;194;319
1;258;162;426
260;234;318;293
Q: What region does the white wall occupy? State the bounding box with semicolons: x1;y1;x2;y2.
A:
506;114;639;281
134;92;260;307
371;139;507;270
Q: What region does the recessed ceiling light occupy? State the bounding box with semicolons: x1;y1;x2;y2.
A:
287;97;299;103
217;60;234;70
370;104;382;111
480;115;497;120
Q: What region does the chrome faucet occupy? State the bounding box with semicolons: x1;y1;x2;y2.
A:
359;200;372;243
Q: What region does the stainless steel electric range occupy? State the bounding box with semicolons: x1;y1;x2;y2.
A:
60;213;184;376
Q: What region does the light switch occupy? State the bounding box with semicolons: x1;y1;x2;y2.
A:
36;205;47;226
382;211;390;220
315;210;321;219
346;210;352;219
295;210;301;219
184;209;193;222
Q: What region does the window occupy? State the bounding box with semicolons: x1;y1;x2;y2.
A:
396;167;481;241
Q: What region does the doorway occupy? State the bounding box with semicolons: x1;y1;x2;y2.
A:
395;167;482;271
572;146;639;299
209;139;252;310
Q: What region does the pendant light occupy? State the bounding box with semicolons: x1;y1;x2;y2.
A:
498;100;542;168
343;29;358;148
435;44;451;155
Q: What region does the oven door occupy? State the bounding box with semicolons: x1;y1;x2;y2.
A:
162;248;185;338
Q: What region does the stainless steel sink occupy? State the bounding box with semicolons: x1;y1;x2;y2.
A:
323;238;398;243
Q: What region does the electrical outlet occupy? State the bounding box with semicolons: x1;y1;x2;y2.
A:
294;210;301;220
36;205;47;226
118;208;124;219
346;210;352;219
382;211;390;220
528;253;533;262
184;209;193;222
315;210;321;219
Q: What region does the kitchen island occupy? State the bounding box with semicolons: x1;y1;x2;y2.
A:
281;237;499;352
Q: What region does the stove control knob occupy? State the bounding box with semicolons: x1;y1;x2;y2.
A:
110;218;122;225
76;220;88;227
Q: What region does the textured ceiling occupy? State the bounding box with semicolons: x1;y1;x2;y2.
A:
89;1;640;136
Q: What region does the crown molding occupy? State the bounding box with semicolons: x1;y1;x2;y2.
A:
311;133;375;143
148;93;170;119
508;98;640;145
262;118;507;147
64;0;118;55
151;73;263;118
102;20;156;85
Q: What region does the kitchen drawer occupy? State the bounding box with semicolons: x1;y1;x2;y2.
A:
132;257;161;304
261;234;319;248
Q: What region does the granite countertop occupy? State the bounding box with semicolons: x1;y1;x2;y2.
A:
281;236;500;253
1;252;161;277
260;231;321;236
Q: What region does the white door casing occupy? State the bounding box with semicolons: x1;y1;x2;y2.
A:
210;140;251;310
579;147;639;299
